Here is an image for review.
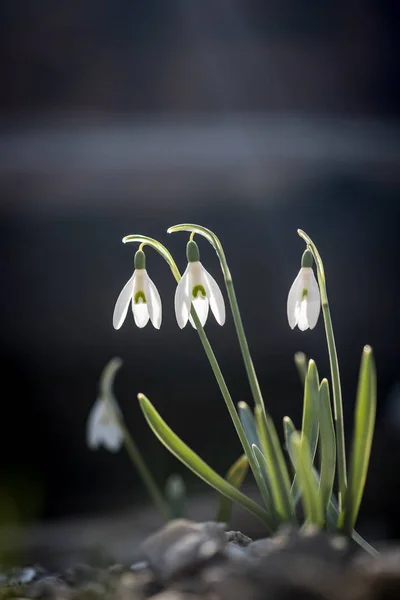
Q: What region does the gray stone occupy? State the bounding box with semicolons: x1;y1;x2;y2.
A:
140;519;226;581
247;537;277;558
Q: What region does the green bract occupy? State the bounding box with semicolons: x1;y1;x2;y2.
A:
104;225;378;555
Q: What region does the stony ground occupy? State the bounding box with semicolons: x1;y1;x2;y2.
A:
1;520;399;600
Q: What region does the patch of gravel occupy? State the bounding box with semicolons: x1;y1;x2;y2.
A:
1;520;399;600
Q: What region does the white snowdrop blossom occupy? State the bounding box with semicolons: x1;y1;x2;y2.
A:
287;266;321;331
175;241;225;328
113;250;162;330
87;395;123;452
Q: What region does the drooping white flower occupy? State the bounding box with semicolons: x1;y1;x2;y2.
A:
175;240;225;328
113;250;162;330
87;395;123;452
287;254;321;331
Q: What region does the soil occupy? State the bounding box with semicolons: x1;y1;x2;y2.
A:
1;519;399;600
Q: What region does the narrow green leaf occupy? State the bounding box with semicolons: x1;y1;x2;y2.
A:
289;431;324;527
319;379;336;512
283;416;297;467
249;443;277;523
216;454;249;524
255;407;296;523
238;402;277;521
138;394;273;528
302;360;320;463
283;416;301;504
238;402;260;449
341;346;377;534
251;444;278;524
294;352;308;386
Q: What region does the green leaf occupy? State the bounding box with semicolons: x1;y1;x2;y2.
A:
341;346;377;534
138;394;273;528
255;407;296;523
237;401;276;517
283;416;301;504
302;360;320;463
289;431;324;527
318;379;336;512
238;402;260;449
216;454;249;524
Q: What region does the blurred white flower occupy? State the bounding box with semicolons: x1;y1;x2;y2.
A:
113;250;162;330
287;267;321;331
87;396;123;452
175;260;225;329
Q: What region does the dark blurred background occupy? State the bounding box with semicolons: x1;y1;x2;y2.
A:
1;0;399;556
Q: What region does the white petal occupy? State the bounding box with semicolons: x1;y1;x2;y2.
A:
132;300;150;328
87;397;123;452
101;421;123;452
202;266;225;325
131;270;150;327
144;271;162;329
174;264;191;328
295;298;309;331
87;397;104;449
192;296;209;327
186;262;207;328
113;272;135;330
287;268;305;329
305;270;321;329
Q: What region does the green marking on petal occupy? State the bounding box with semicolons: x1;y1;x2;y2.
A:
134;290;146;304
301;288;308;300
192;284;206;299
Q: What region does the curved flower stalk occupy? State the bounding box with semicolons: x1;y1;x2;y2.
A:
287;250;321;331
167;224;266;416
175;240;225;328
113;249;162;330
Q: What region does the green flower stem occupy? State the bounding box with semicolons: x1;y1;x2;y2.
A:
120;419;170;520
122;235;274;524
100;358;169;519
167;224;266;415
297;230;347;509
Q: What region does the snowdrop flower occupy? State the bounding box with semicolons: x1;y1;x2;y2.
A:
87;396;123;452
87;358;124;452
113;249;162;330
287;250;321;331
175;240;225;328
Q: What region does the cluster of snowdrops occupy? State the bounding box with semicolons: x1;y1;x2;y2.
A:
86;223;377;555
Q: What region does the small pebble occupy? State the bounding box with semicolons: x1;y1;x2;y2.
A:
225;531;252;547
